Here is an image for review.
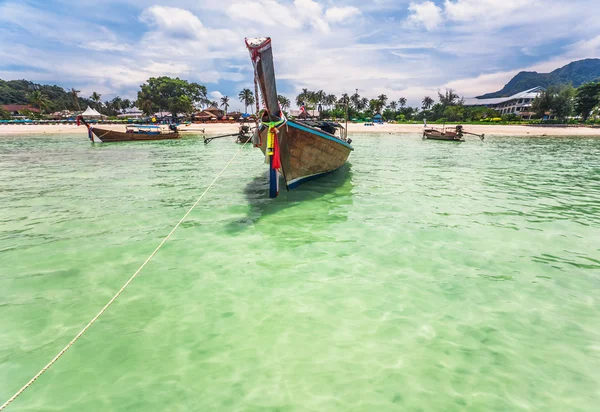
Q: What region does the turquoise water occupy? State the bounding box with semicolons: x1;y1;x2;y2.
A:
1;133;599;411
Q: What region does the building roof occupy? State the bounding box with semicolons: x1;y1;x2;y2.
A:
463;86;544;106
81;106;103;116
1;104;40;113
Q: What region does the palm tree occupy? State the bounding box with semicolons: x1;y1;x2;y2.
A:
209;100;219;108
90;92;102;110
326;94;337;109
277;95;291;111
359;97;369;111
338;93;350;107
70;88;81;111
28;90;49;112
350;92;361;110
377;94;388;109
398;97;407;108
220;96;230;116
295;88;310;108
422;96;434;110
388;101;398;112
238;89;255;113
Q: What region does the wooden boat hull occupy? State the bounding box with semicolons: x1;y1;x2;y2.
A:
246;36;353;197
258;120;353;189
91;127;180;142
423;129;464;142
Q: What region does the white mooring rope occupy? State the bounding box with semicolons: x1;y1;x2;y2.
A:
1;140;250;411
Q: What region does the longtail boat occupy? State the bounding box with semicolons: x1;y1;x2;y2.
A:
246;37;353;198
423;125;484;142
77;116;180;142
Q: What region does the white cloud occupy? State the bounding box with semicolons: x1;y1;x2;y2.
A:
1;0;598;108
325;6;361;23
407;2;443;31
444;0;538;23
140;6;204;40
209;91;224;100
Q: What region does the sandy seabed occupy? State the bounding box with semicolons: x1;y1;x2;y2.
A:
1;123;600;137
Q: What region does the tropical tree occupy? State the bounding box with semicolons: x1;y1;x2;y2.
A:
209;100;219;108
136;88;156;115
277;95;291;111
338;93;350;107
422;96;434;110
90;91;102;110
0;106;11;120
122;99;132;110
532;85;574;120
296;88;310;107
136;77;206;118
239;88;255;113
28;90;49;112
110;96;123;113
438;89;461;106
220;95;230;115
359;97;369;111
377;94;388;108
350;92;361;110
398;97;407;108
574;82;600;120
388;101;397;111
70;88;81;111
326;94;337;109
551;85;575;120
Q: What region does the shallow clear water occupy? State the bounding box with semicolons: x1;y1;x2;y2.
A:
1;133;599;411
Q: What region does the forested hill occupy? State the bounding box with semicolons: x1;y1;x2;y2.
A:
477;59;600;98
0;79;90;111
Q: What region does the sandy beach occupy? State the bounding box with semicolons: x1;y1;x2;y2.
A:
1;122;600;137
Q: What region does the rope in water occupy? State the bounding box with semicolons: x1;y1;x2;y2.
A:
0;140;250;411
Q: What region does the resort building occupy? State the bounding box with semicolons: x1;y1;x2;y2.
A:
463;86;544;119
204;106;224;118
1;104;40;116
118;107;144;119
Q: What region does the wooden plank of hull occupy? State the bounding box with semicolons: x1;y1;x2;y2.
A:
258;121;352;188
92;128;180;142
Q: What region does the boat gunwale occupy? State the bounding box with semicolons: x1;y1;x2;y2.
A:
287;120;354;151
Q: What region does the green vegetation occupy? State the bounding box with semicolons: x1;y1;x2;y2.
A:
574;82;600;121
220;95;230;115
238;89;255;113
531;85;576;120
479;58;600;98
0;106;11;120
278;95;291;111
135;77;208;117
0;79;94;113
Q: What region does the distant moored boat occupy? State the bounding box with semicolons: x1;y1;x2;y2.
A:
78;116;179;142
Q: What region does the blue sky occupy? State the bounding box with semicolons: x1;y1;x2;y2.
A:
0;0;598;110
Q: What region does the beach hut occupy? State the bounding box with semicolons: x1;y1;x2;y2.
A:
373;113;384;124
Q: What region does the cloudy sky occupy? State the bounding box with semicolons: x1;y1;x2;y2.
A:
0;0;598;110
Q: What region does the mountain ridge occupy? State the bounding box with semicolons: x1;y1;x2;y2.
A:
477;58;600;99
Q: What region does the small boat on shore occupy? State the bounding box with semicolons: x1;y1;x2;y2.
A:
246;37;353;198
423;125;484;142
78;116;180;142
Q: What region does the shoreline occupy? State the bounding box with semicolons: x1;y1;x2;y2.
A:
1;123;600;137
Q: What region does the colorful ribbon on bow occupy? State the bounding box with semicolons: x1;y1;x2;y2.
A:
263;118;285;170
